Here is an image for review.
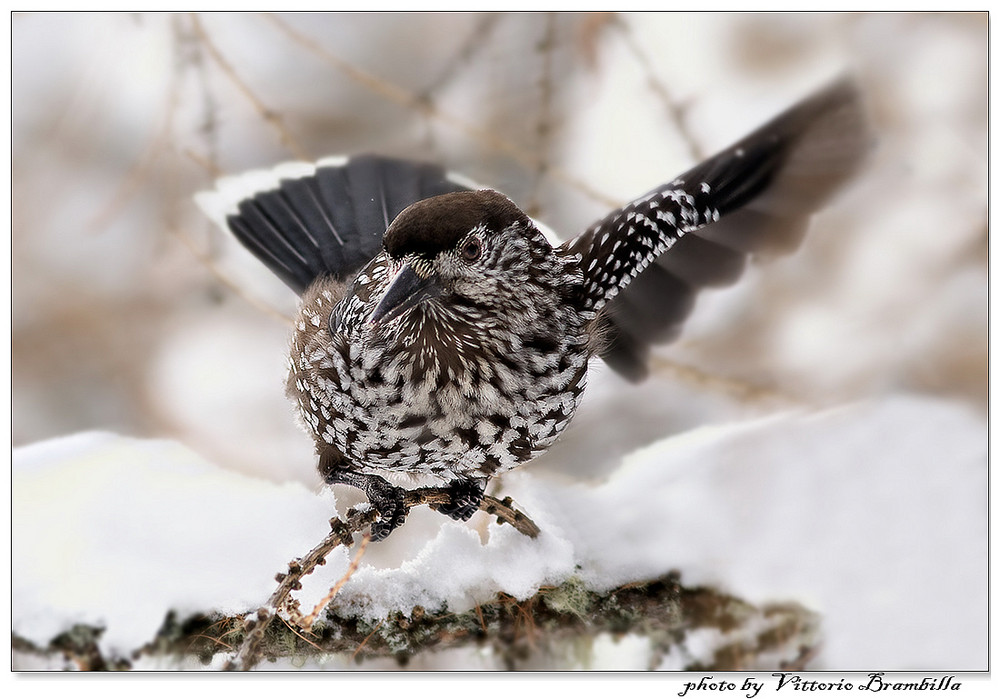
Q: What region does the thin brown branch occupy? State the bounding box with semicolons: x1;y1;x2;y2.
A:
474;603;487;634
168;223;294;326
415;13;504;102
299;532;371;632
575;12;617;68
352;619;384;661
186;633;234;653
278;615;325;653
184;148;223;179
190;13;308;160
226;487;539;670
413;13;504;154
612;16;704;163
649;355;801;408
165;14;224;184
178;14;223;183
525;12;558;219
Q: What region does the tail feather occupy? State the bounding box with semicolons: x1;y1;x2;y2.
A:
196;154;471;295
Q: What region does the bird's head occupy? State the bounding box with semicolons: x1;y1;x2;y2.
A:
370;189;551;326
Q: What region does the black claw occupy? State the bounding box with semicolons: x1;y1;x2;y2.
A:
370;519;394;542
321;456;410;541
434;478;486;522
366;481;409;541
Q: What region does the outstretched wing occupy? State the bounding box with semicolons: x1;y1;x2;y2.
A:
195;154;473;295
561;78;873;380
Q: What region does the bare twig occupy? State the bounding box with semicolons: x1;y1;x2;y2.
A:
525;12;558;218
413;13;504;153
298;532;371;632
612;16;704;162
183;148;223;179
168;224;295;325
352;619;384;661
278;615;325;654
226;487;539;670
190;13;308;160
649;355;800;408
415;13;503;103
575;12;617;68
175;14;222;180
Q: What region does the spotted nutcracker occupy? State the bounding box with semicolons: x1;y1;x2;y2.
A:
197;78;871;540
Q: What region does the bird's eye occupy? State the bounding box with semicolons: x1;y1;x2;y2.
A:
460;237;483;263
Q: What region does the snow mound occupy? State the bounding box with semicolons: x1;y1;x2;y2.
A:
11;395;986;669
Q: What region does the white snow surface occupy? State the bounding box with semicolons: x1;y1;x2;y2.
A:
11;394;986;670
11;433;340;655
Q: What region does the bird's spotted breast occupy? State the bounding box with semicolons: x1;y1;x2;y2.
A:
287;247;590;482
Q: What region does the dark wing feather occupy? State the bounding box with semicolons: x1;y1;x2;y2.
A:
197;154;471;295
562;78;873;381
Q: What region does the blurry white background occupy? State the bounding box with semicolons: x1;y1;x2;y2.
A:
11;12;986;484
10;12;988;670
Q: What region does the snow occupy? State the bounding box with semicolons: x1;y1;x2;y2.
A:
12;432;341;656
11;395;986;669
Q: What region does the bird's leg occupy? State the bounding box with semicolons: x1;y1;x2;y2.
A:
319;450;409;541
432;477;487;522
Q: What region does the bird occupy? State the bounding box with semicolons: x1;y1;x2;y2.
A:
197;78;872;541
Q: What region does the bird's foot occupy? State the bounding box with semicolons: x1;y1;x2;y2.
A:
365;478;410;542
433;478;486;522
321;460;410;541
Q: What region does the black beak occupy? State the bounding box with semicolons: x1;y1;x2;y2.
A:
370;264;441;325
